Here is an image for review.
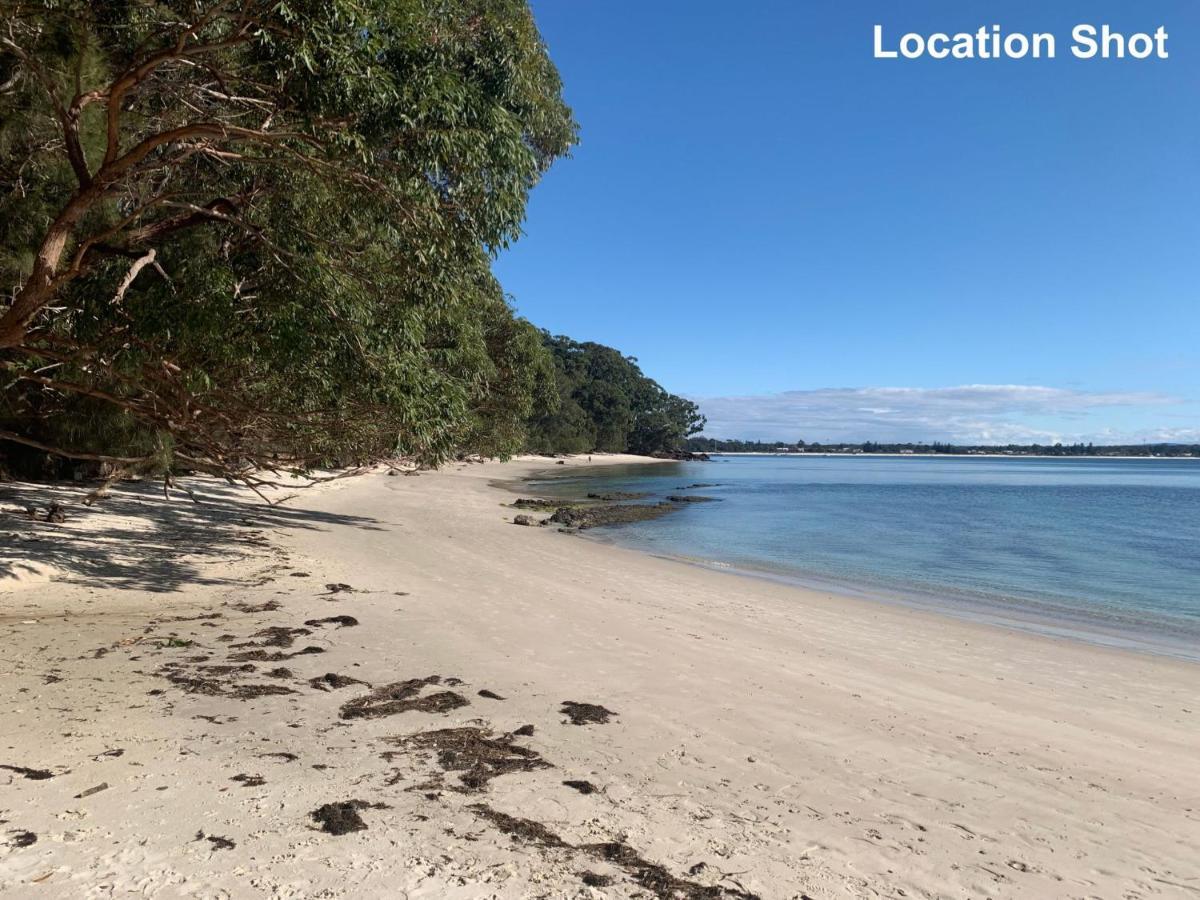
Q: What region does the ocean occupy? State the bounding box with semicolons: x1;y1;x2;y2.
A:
526;454;1200;661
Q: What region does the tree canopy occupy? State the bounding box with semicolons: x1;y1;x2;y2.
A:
1;0;574;479
526;333;705;456
1;1;702;484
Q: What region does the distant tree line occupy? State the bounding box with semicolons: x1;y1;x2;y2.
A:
684;438;1200;458
526;334;705;456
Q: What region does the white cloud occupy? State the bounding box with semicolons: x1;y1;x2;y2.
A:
694;385;1182;444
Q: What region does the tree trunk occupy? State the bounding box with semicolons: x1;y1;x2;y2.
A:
0;190;97;350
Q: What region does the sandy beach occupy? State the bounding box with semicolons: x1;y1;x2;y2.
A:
1;455;1197;899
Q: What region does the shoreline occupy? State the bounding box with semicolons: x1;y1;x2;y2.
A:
2;456;1197;897
504;457;1200;665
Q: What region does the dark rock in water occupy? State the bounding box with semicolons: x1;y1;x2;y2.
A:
666;495;721;503
586;491;648;501
675;483;720;489
555;460;566;465
560;701;617;725
547;502;678;530
512;498;563;509
310;799;389;835
512;514;538;527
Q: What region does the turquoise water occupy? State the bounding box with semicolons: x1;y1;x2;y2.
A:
528;455;1200;660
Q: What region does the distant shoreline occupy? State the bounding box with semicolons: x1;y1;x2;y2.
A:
709;451;1200;461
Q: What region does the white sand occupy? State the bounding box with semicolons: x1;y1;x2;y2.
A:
0;455;1197;898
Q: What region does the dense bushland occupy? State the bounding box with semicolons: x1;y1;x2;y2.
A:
0;1;698;483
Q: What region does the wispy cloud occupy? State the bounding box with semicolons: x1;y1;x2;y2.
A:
695;385;1184;444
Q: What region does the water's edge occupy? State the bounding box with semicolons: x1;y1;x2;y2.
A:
498;459;1200;665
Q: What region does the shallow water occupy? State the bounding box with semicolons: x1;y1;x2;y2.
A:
527;455;1200;661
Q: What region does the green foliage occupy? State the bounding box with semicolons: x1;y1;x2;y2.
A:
0;0;577;475
526;334;705;456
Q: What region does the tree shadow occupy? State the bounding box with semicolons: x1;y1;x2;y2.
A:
0;476;383;593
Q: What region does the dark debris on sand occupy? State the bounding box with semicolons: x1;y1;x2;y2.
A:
158;666;297;700
230;599;282;613
232;684;297;700
477;689;505;700
231;626;310;649
385;727;552;792
196;831;236;850
563;779;597;795
310;799;390;835
309;672;368;691
227;646;324;663
582;841;761;899
339;677;467;720
468;804;569;848
231;773;265;787
468;805;759;899
7;831;37;848
561;701;617;725
304;615;359;628
0;764;56;780
258;752;299;763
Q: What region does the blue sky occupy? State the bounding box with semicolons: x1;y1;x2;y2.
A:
493;1;1200;444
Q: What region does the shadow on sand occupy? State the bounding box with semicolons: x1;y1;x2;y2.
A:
0;477;381;593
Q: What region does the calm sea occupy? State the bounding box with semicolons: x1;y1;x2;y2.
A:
526;455;1200;661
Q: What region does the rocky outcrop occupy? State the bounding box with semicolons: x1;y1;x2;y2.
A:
512;498;565;510
547;502;678;530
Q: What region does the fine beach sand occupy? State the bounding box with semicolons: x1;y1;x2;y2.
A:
1;455;1197;899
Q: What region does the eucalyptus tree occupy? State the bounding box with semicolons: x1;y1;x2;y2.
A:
0;0;574;480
